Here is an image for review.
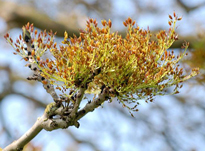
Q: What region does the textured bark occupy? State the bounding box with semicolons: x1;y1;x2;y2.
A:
3;88;109;150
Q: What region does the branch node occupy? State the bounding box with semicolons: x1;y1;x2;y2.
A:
74;121;80;128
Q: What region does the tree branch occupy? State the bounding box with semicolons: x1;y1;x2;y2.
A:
3;116;43;151
3;108;71;150
69;88;86;118
3;85;110;150
76;87;109;120
0;1;79;37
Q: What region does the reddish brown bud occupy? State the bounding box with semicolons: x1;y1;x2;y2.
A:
54;42;57;48
108;19;112;28
34;30;37;35
26;22;30;30
47;44;51;49
48;62;53;69
89;18;93;23
80;33;85;39
10;38;13;43
24;57;29;61
4;33;9;39
128;17;132;24
86;20;90;26
101;20;106;26
177;16;182;21
31;50;35;56
42;80;48;85
78;36;82;42
37;56;40;61
16;39;20;43
93;19;97;25
123;21;127;27
175;90;179;94
173;11;176;17
132;21;136;26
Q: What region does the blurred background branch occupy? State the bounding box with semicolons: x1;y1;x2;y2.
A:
0;0;205;150
0;0;204;48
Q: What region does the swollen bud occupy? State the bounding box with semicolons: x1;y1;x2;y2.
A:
22;27;31;43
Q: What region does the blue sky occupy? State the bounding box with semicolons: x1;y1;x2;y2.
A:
1;0;205;151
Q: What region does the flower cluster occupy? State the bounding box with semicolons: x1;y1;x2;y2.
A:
4;12;199;112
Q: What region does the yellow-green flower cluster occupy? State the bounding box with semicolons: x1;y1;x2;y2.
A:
4;12;199;112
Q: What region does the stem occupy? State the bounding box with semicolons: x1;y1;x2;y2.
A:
3;87;108;151
69;88;86;118
3;116;44;151
77;87;109;120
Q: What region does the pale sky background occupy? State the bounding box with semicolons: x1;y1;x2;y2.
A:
0;0;205;151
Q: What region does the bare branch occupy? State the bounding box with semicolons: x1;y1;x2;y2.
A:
76;87;109;120
69;88;86;118
3;117;43;151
